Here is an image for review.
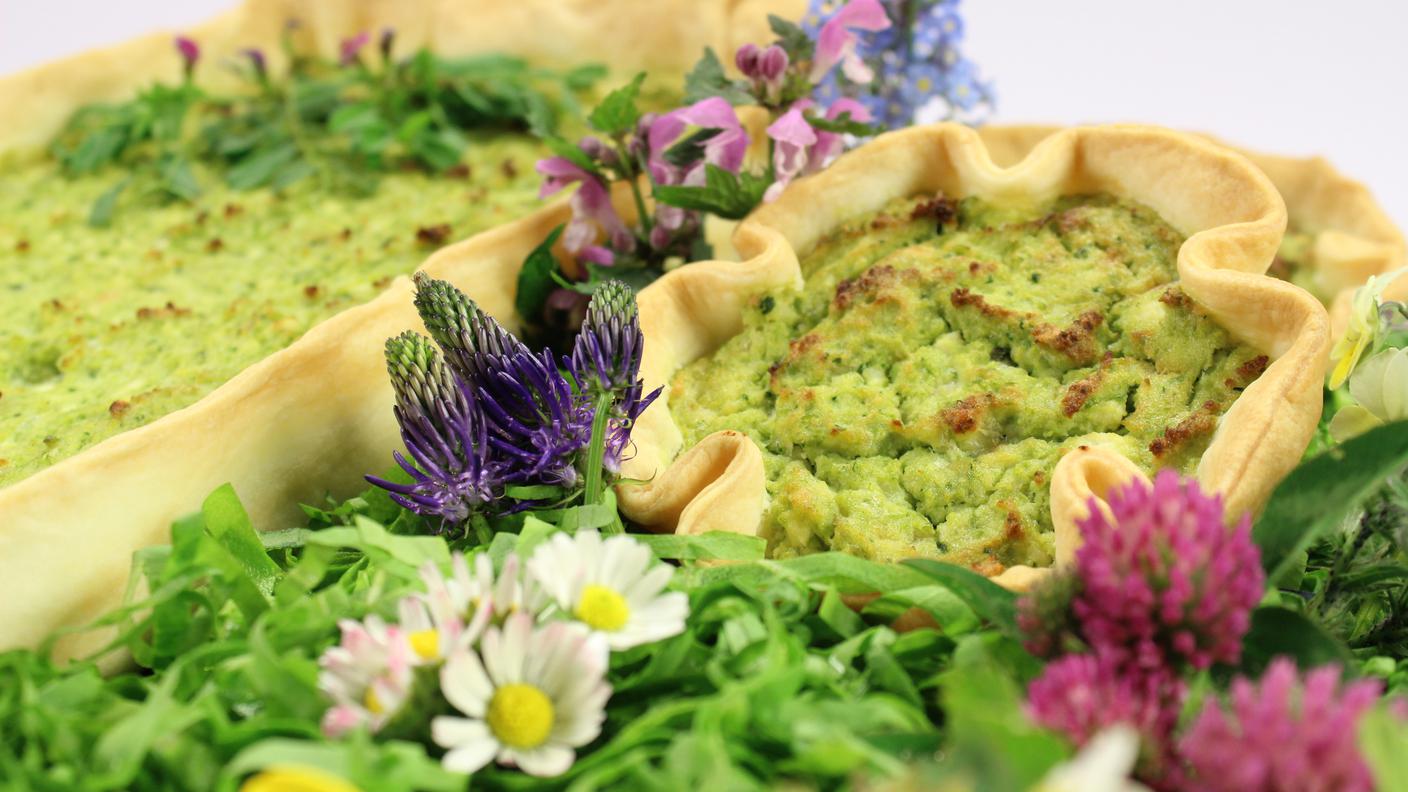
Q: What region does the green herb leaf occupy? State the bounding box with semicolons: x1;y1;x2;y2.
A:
807;112;884;137
88;179;129;227
768;14;816;60
634;531;766;561
225;143;299;190
1254;420;1408;583
202;483;282;597
901;559;1018;634
1359;704;1408;792
682;48;754;106
156;154;201;201
588;72;646;136
1238;605;1354;675
651;163;771;220
514;225;565;323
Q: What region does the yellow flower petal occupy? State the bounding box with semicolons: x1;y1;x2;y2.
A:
240;767;362;792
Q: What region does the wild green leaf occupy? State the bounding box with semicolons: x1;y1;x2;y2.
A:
588;72;646;135
682;48;754;105
768;14;816;60
1255;420;1408;583
807;112;884;137
902;559;1018;634
514;225;565;323
651;163;771;219
202;483;282;597
88;179;129;227
635;531;767;562
1360;704;1408;792
1238;605;1353;675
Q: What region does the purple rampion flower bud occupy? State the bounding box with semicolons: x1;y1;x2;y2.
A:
412;272;528;384
476;347;593;489
758;44;789;82
378;27;395;62
569;281;661;472
366;332;501;525
339;31;370;66
243;48;268;80
175;35;200;78
734;42;761;78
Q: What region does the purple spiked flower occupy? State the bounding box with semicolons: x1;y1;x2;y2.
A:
571;281;662;472
175;35;200;79
366;332;500;525
475;347;593;488
378;27;395;63
1027;653;1187;787
340;31;370;66
243;48;268;82
412;272;529;385
1073;469;1264;672
1180;658;1381;792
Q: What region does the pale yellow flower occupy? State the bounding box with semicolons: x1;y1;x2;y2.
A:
1328;347;1408;441
240;766;361;792
1328;270;1406;389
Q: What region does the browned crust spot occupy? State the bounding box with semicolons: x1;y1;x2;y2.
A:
833;265;908;311
136;302;192;320
15;239;30;253
950;287;1015;319
206;238;224;253
445;163;471;179
911;194;957;227
1227;355;1270;389
1032;310;1104;363
941;393;996;435
416;224;452;247
500;159;518;179
1159;287;1193;310
303;285;320;299
223;203;243;219
1149;400;1221;458
108;400;130;418
1060;355;1112;417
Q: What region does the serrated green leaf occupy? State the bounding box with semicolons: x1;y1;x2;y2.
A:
588;72;646;135
1254;420;1408;583
768;14;816;60
651;163;770;220
682;48;754;105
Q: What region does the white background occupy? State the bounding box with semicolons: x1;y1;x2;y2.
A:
2;0;1405;227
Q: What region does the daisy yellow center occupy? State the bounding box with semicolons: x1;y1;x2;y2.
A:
409;628;439;660
575;584;630;632
364;686;385;715
487;684;555;749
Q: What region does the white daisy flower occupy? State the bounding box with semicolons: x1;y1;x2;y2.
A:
1033;727;1149;792
420;551;549;625
317;616;418;737
432;613;611;777
397;588;489;663
527;531;688;650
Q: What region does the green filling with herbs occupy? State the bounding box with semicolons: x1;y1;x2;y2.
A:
670;194;1269;573
0;141;543;486
1269;228;1332;303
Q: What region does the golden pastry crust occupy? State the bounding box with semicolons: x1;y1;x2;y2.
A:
977;125;1408;339
0;0;782;660
617;123;1331;592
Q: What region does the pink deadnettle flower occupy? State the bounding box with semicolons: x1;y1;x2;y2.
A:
763;97;872;202
809;0;892;83
646;97;749;187
340;31;370;66
1180;658;1382;792
1073;469;1264;672
535;157;631;261
1027;653;1187;787
175;35;200;75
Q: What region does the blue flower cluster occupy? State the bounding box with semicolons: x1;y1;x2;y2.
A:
804;0;995;127
368;275;658;527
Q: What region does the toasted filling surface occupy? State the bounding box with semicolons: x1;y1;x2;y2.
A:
670;194;1268;574
0;134;542;486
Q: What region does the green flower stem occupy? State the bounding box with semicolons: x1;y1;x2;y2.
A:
582;392;616;515
469;512;493;547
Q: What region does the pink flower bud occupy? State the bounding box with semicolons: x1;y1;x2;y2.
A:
174;35;200;76
758;45;789;82
340;32;370;66
734;43;761;78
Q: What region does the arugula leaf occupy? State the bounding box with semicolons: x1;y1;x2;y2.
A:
807;112;884;137
514;225;565;323
634;531;767;561
901;559;1019;634
651;163;772;220
588;72;647;136
1255;420;1408;583
682;48;754;105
